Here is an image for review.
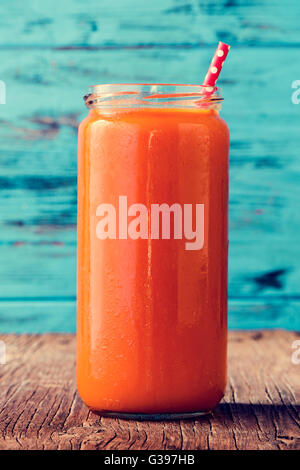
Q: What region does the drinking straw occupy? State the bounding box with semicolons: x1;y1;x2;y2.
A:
203;42;230;89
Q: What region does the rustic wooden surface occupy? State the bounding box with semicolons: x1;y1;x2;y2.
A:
0;1;300;332
0;330;299;450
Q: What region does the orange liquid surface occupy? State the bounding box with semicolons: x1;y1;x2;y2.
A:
77;107;229;414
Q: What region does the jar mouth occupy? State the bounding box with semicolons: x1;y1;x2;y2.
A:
84;83;223;110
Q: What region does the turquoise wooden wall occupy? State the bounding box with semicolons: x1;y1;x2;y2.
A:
0;0;299;332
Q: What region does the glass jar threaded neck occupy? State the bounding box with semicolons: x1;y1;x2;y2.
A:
84;83;223;110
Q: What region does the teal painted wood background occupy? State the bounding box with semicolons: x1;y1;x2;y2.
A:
0;0;299;332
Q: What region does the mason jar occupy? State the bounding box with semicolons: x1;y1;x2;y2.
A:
77;84;229;419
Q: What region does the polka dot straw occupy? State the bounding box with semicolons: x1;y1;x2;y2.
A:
203;42;230;88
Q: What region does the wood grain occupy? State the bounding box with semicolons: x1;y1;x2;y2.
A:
0;0;300;47
0;331;299;450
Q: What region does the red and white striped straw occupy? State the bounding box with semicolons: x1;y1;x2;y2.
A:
203;42;230;89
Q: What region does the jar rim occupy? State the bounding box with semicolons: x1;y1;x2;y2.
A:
84;83;223;110
88;82;219;88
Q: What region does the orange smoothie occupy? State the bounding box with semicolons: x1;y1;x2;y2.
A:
77;85;229;416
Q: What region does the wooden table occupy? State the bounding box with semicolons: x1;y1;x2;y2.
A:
0;331;299;450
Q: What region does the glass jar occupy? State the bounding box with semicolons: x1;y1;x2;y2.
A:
77;84;229;419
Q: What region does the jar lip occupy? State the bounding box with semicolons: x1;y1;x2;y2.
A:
89;82;216;87
84;83;223;110
88;83;220;93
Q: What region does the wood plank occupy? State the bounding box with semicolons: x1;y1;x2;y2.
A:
0;299;298;334
0;300;75;333
0;331;299;450
0;0;300;331
0;0;300;47
0;46;299;308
